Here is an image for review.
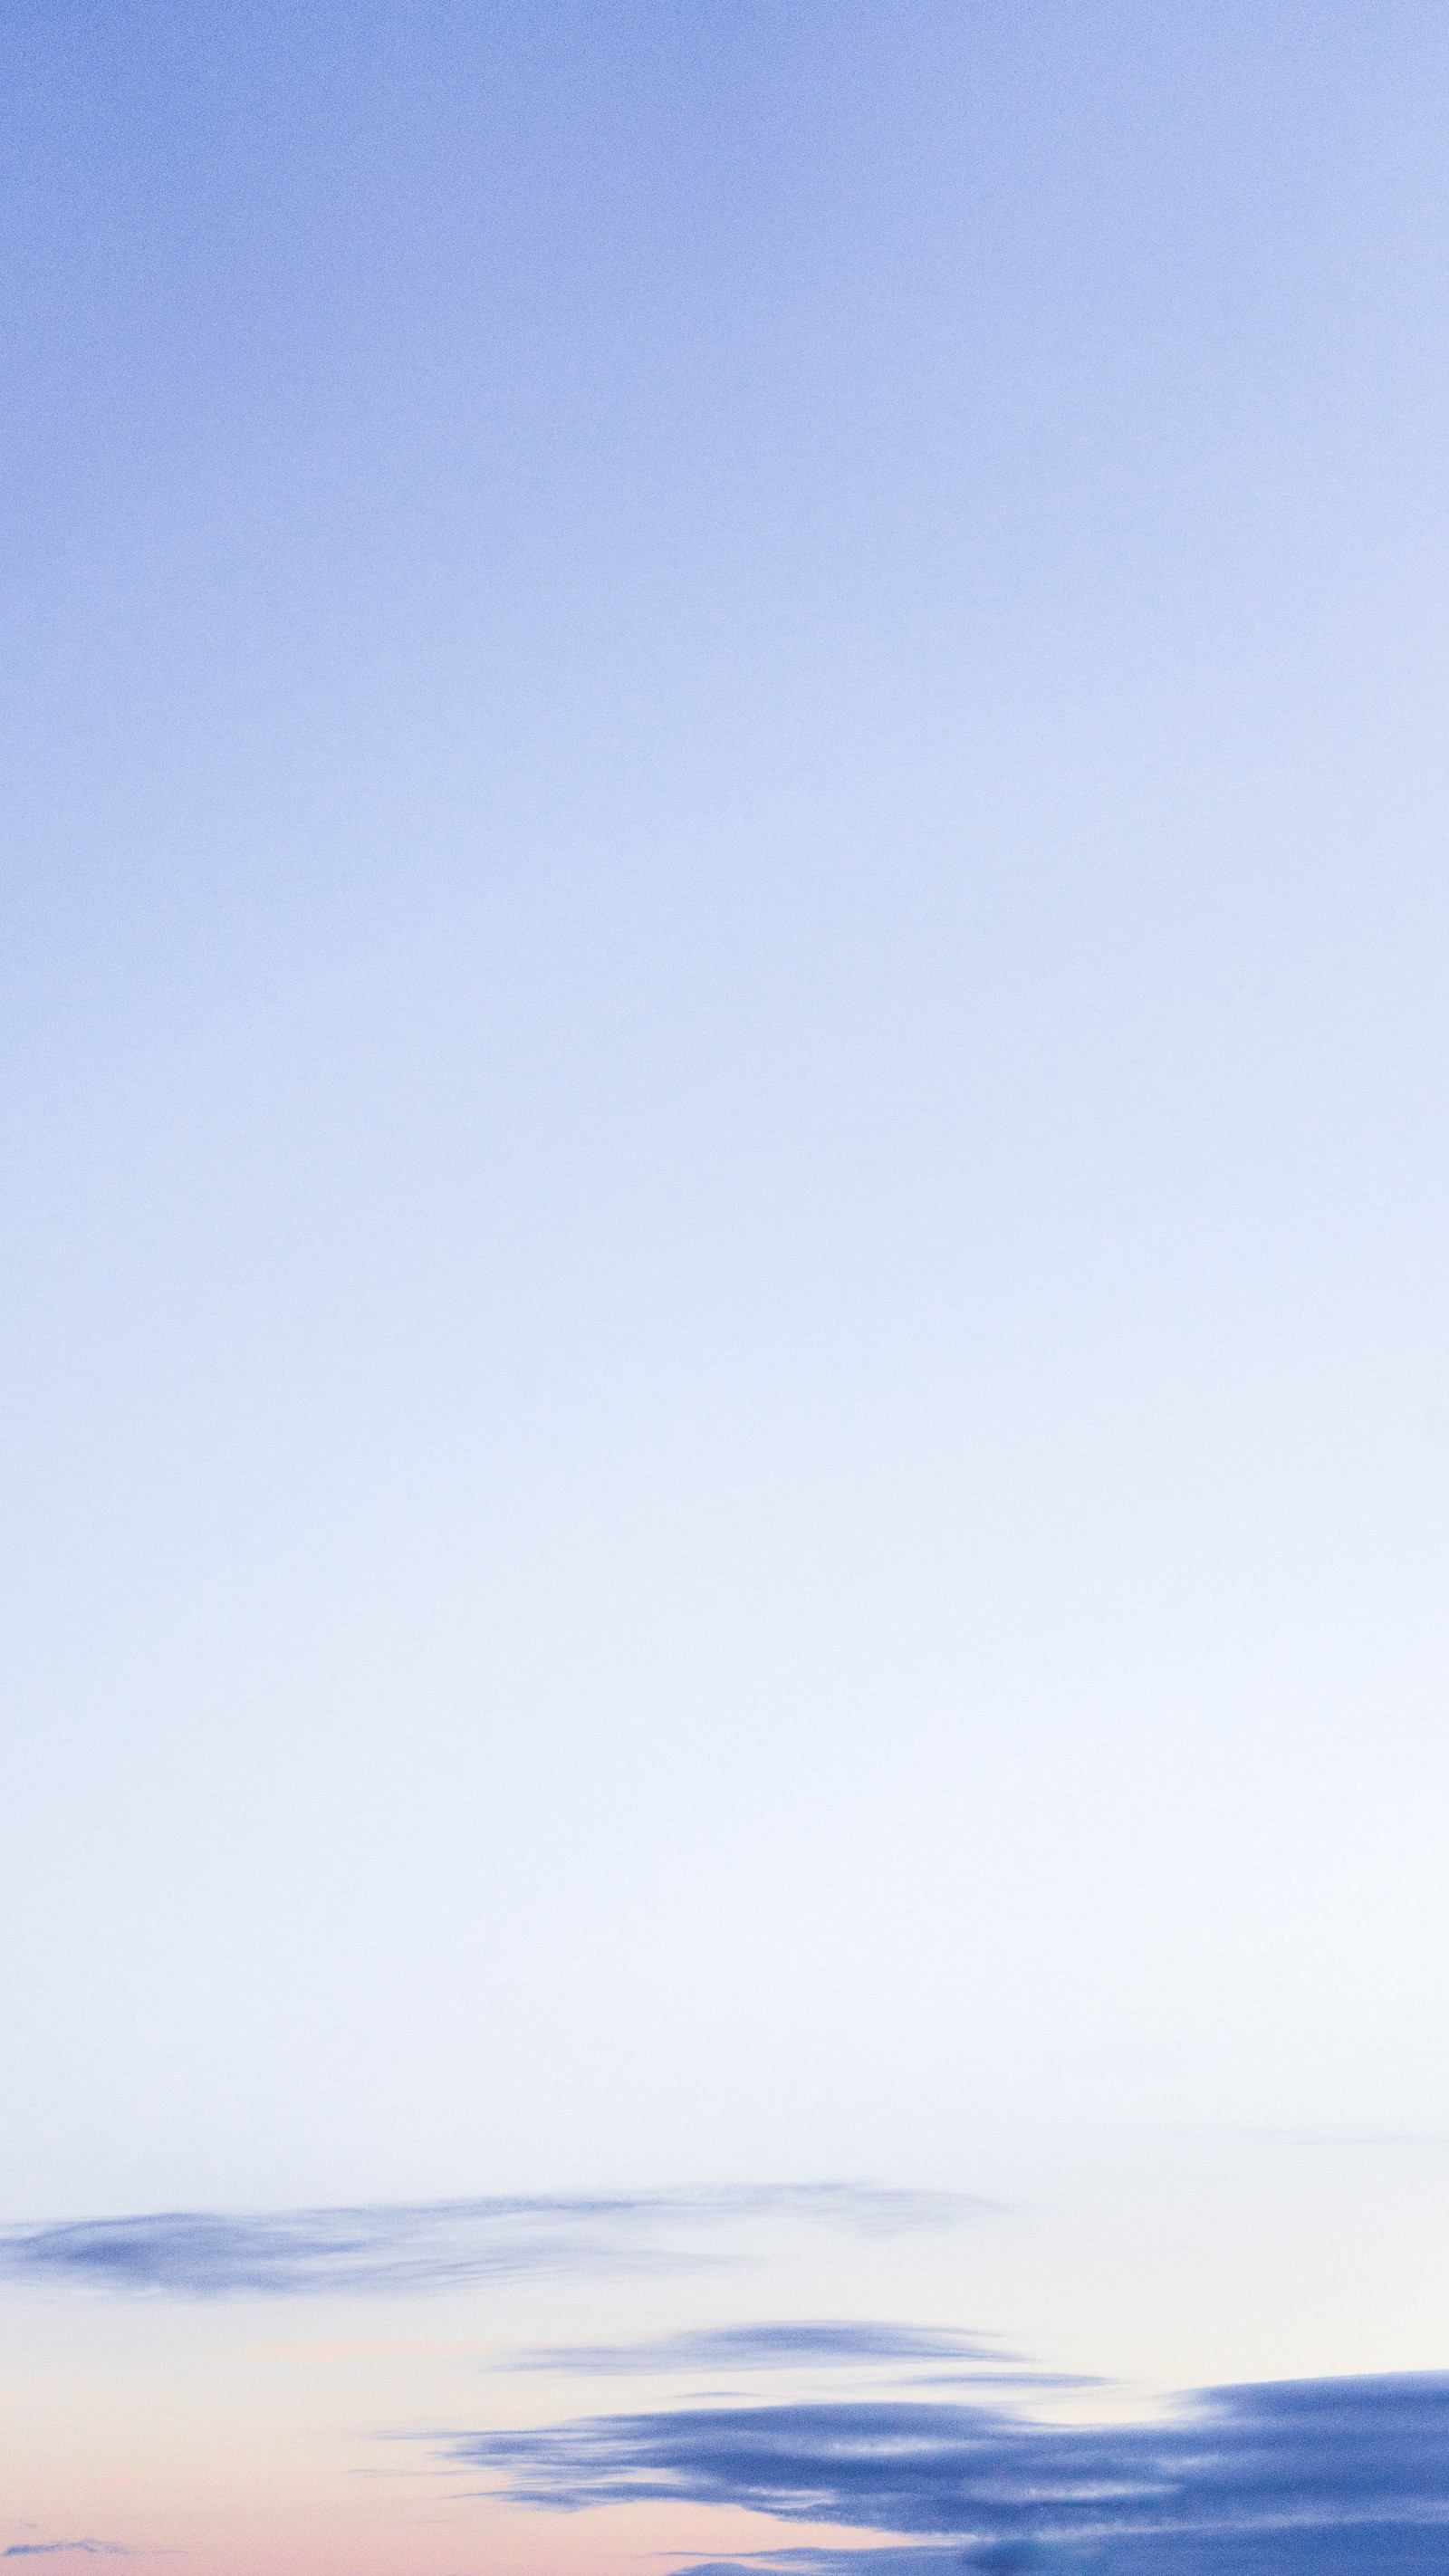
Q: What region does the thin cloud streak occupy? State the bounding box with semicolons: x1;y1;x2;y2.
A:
1;2549;130;2562
510;2321;1010;2376
0;2186;981;2301
436;2374;1449;2572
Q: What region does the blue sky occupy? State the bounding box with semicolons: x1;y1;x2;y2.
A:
3;5;1449;2562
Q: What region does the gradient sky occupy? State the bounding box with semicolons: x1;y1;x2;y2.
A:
4;3;1449;2564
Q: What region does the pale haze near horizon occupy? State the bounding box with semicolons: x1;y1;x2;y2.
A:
3;0;1447;2321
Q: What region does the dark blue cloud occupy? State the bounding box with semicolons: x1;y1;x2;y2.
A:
0;2186;979;2300
679;2546;1449;2576
436;2374;1449;2572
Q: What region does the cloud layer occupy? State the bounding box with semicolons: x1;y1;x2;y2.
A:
438;2373;1449;2572
0;2186;975;2300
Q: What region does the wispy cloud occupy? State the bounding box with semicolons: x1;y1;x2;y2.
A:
0;2186;980;2301
432;2374;1449;2571
510;2321;1017;2376
2;2547;130;2561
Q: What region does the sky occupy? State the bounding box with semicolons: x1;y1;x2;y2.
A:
3;2;1448;2568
